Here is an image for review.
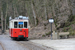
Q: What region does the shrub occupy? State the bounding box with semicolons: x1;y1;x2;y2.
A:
68;15;75;22
42;35;45;37
46;31;51;35
69;31;75;36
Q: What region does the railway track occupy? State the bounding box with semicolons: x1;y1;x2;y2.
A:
16;41;46;50
0;42;5;50
0;35;53;50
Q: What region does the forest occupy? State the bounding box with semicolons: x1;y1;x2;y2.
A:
0;0;75;38
0;0;55;31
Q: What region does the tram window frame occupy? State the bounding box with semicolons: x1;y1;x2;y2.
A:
24;22;27;28
14;21;28;28
14;22;18;28
18;22;23;28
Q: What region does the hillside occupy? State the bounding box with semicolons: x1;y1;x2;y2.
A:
0;0;75;38
29;0;75;39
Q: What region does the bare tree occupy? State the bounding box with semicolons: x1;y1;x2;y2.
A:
44;0;47;20
52;3;55;17
31;0;37;26
13;1;16;18
5;2;8;31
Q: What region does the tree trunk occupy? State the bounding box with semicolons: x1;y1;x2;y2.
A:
31;1;37;26
13;0;16;18
16;8;19;17
44;0;47;20
5;3;8;31
1;11;3;33
52;2;55;17
14;7;16;18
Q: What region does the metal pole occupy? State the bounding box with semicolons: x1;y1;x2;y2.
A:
51;23;52;40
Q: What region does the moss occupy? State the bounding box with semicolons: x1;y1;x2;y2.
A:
42;35;45;37
46;31;51;35
44;27;46;30
44;23;46;26
54;18;58;27
63;28;67;32
36;18;39;25
68;15;75;22
64;22;70;27
63;27;70;32
62;15;75;34
69;31;75;36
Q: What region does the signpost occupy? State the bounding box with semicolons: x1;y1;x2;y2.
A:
49;18;54;40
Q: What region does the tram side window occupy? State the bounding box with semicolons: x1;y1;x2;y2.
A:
24;22;27;28
14;22;17;28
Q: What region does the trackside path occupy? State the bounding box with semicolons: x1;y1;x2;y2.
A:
31;39;75;50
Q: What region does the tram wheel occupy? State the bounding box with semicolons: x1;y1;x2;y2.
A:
12;37;17;40
25;37;28;41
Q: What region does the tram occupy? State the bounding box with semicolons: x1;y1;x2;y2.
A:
9;16;29;40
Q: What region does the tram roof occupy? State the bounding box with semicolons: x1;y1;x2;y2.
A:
10;19;28;21
9;16;29;22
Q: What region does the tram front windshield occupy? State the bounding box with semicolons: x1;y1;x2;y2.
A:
18;22;23;28
14;22;27;28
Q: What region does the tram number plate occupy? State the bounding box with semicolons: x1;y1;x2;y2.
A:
19;32;22;34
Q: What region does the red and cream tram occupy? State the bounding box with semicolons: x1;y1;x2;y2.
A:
9;16;29;40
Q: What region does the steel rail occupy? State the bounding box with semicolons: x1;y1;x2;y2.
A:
0;42;5;50
16;41;45;50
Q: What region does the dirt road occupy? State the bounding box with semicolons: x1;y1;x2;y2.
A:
0;35;52;50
